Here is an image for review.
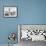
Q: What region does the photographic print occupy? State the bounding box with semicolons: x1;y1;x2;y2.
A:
4;7;17;17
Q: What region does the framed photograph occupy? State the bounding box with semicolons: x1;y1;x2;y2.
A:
4;6;17;17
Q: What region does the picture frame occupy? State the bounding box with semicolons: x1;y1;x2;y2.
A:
4;6;17;17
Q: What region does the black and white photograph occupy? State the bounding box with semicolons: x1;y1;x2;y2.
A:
4;7;17;17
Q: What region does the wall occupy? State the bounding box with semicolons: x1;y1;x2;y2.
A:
0;0;18;44
0;0;46;44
